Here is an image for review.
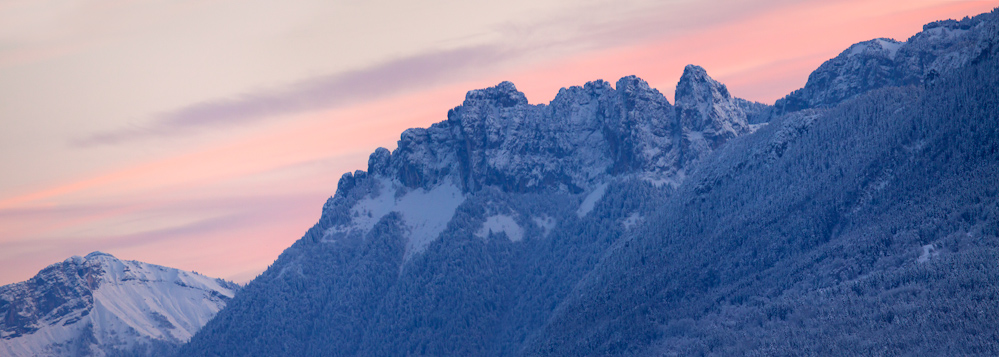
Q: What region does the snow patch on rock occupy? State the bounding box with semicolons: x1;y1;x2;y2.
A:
577;183;608;218
349;178;399;233
476;215;524;242
622;212;643;229
876;38;903;59
533;216;556;237
331;179;466;258
846;38;903;59
917;244;939;263
397;183;465;257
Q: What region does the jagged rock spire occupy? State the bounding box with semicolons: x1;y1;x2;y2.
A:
675;64;751;148
344;69;764;196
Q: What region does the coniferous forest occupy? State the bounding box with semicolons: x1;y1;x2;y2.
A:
170;8;999;356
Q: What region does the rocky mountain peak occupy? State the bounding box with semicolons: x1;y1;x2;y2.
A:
842;38;903;60
676;64;730;101
350;76;678;196
773;9;998;116
615;75;670;111
674;64;751;147
82;251;114;260
333;68;767;208
614;75;654;96
460;81;528;109
1;254;238;356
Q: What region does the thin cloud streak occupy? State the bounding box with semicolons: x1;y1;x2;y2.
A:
71;0;799;147
0;190;324;285
0;87;457;284
4;84;454;212
74;44;515;146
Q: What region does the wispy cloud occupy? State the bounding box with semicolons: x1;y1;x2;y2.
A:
0;190;323;285
75;44;514;146
72;1;795;148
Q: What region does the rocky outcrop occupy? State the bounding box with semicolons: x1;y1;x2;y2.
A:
355;68;761;196
675;64;764;154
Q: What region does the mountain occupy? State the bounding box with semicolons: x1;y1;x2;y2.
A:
772;10;998;115
0;252;239;356
184;63;759;356
183;7;999;356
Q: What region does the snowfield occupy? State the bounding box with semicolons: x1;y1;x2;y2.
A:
0;252;237;356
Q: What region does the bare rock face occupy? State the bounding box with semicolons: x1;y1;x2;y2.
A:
319;66;769;261
360;69;761;197
675;64;757;154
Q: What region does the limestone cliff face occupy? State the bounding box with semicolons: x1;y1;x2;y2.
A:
356;67;757;197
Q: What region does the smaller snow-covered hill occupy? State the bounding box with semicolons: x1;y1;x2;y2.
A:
0;252;238;356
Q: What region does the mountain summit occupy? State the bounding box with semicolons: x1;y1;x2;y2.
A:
675;64;748;141
774;11;998;115
361;68;766;197
184;8;999;356
185;65;764;355
0;252;238;356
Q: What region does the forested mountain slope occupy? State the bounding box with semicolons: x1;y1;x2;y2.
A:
183;64;761;356
533;29;999;356
772;9;997;115
182;8;999;356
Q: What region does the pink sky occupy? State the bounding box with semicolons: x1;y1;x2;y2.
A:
0;0;995;285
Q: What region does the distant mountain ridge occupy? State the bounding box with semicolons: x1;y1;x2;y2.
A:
183;7;999;356
351;63;764;198
186;60;759;356
314;64;765;262
0;252;238;356
773;9;999;115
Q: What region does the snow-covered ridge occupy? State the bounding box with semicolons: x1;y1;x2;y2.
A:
313;66;766;261
774;9;999;115
358;68;764;196
0;252;238;356
845;38;903;60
